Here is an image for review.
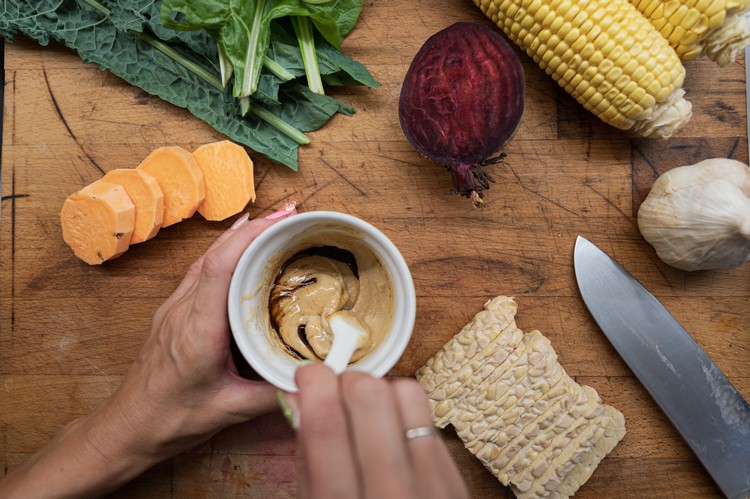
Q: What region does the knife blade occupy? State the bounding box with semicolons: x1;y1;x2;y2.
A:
573;236;750;499
746;45;750;159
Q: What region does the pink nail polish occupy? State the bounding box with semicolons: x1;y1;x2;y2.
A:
230;212;250;229
265;201;297;220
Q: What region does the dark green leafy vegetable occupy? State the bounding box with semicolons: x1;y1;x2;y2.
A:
268;20;378;88
291;15;323;94
160;0;360;98
1;0;378;170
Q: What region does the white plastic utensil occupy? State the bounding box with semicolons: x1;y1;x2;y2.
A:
324;313;368;374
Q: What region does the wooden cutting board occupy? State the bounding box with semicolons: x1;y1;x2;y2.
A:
2;1;749;497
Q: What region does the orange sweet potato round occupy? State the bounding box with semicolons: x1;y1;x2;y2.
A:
137;146;205;227
192;140;256;221
60;180;136;265
103;168;164;244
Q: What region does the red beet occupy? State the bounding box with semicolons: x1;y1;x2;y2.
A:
399;22;524;207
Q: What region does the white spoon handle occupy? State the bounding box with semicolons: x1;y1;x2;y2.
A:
324;331;360;374
325;313;368;374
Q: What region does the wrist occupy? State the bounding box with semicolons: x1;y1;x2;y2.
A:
81;401;163;471
98;375;215;463
89;387;190;467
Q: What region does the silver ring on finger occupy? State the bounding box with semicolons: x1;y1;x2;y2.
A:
405;426;437;441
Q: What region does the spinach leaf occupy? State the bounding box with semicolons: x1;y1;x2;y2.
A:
160;0;345;98
268;20;378;88
304;0;362;38
278;83;354;131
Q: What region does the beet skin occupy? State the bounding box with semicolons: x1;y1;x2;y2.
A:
398;22;525;206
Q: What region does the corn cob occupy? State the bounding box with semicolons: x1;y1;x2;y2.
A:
630;0;750;65
473;0;692;139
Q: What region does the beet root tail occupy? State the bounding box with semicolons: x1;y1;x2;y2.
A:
450;162;495;208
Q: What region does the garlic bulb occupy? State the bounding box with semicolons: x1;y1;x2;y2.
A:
637;158;750;271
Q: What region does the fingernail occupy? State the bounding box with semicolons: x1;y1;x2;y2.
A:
277;390;300;430
265;201;297;220
298;359;314;367
230;212;250;229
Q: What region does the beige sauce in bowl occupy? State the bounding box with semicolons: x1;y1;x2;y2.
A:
269;245;394;363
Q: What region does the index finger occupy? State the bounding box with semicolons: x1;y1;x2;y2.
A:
295;364;359;499
162;213;252;307
167;202;297;306
191;211;294;315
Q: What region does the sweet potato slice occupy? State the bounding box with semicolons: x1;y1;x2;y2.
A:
137;146;205;227
103;168;164;244
192;140;256;221
61;180;135;265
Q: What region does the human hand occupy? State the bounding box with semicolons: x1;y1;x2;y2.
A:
0;206;298;498
89;206;296;462
286;364;469;499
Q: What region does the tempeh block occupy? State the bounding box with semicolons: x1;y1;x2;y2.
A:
415;296;626;498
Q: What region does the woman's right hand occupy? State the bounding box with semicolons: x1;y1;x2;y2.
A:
286;364;470;499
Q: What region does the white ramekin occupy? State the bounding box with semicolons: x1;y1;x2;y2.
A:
228;211;416;392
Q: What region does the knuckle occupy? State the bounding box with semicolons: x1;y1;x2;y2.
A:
200;249;229;279
187;257;203;278
152;295;185;328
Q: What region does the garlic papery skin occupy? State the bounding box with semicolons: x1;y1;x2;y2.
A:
637;158;750;271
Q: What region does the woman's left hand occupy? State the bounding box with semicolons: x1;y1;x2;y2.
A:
100;211;294;460
0;208;295;498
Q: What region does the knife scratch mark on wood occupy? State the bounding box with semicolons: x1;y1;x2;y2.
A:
318;152;368;197
11;156;17;332
583;185;629;220
652;263;676;292
297;181;331;206
507;164;582;218
1;194;30;202
631;142;660;177
730;342;749;354
80;117;142;128
85;101;97;118
83;358;105;376
12;69;17;145
711;100;739;124
371;152;423;168
728;136;740;159
42;69;105;175
253;164;271;193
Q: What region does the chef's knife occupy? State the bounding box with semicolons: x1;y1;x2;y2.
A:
573;236;750;499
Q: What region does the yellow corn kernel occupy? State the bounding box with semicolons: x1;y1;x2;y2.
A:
473;0;691;138
630;0;750;64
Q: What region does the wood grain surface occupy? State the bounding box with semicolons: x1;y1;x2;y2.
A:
2;1;749;497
